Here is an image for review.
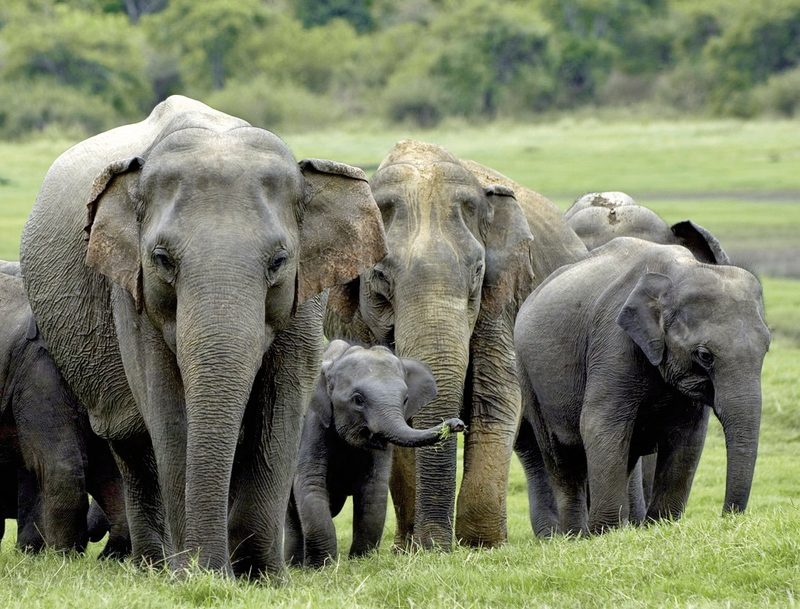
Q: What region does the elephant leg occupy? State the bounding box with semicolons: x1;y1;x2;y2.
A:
15;467;45;552
284;491;304;567
86;434;131;559
549;455;589;536
228;296;323;579
627;458;647;525
582;411;636;533
350;455;391;558
641;453;657;508
110;436;167;567
13;381;87;553
514;418;559;537
389;446;416;550
456;316;520;547
647;406;709;522
112;298;187;565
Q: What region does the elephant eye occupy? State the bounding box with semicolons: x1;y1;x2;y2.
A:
693;347;714;369
471;261;484;291
352;393;366;409
268;250;289;274
152;247;176;282
370;266;392;297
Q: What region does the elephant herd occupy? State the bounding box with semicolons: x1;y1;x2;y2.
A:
0;96;769;578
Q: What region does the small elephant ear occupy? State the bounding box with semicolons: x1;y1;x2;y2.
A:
297;159;387;307
321;339;352;376
480;185;535;318
616;272;673;366
670;220;730;264
85;157;144;311
401;358;437;420
308;376;334;429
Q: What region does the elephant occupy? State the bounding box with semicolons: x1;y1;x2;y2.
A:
565;191;729;264
0;270;130;557
324;140;587;550
514;237;769;535
563;191;637;221
20;96;386;576
285;340;465;567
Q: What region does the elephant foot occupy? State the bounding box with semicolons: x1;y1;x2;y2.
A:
98;535;132;560
410;523;453;552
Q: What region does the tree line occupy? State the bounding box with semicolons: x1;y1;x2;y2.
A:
1;0;799;139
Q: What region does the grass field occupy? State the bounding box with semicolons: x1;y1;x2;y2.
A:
0;119;798;608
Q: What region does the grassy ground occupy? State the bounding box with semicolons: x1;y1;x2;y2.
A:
0;119;798;608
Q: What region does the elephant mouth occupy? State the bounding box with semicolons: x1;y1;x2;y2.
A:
677;376;714;405
366;434;390;450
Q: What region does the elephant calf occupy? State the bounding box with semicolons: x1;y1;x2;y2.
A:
0;269;129;556
514;238;769;535
286;340;465;567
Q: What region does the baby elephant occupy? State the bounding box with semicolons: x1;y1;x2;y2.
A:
514;238;769;535
286;340;465;567
0;269;129;556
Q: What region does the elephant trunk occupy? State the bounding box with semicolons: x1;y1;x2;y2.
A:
369;408;456;448
713;376;762;514
393;291;471;548
177;276;268;572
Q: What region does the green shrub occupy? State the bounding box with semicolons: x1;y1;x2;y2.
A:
752;66;800;117
0;79;121;139
203;78;347;133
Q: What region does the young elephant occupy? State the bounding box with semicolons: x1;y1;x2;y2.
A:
0;270;129;556
514;238;769;535
286;340;465;567
564;192;729;264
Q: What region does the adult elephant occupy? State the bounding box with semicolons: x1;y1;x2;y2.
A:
20;96;386;576
325;140;586;549
566;192;729;264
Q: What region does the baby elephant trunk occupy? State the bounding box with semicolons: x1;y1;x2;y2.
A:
370;409;465;448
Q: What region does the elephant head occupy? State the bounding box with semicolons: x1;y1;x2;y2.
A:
313;340;464;450
566;192;729;265
327;140;534;547
564;191;637;220
617;262;770;513
83;117;386;569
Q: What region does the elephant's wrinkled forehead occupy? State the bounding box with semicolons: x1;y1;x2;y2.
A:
145;127;299;184
378;139;460;169
333;349;404;385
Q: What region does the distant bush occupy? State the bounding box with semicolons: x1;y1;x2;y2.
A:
0;80;121;139
204;78;347;133
752;67;800;117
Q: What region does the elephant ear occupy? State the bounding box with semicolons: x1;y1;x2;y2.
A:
480;185;535;318
401;358;437;420
616;272;673;366
671;220;730;265
84;157;144;311
298;159;387;307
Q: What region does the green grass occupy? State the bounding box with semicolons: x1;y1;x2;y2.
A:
1;119;799;608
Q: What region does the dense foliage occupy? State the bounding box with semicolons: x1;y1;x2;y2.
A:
1;0;799;137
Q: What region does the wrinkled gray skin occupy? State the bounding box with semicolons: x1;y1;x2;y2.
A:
285;340;465;567
566;192;729;264
20;96;386;576
325;141;586;550
0;271;129;557
515;238;769;535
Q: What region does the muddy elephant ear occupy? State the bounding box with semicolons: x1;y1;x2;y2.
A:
617;272;673;366
400;358;437;420
671;221;730;265
85;157;144;311
480;185;535;318
297;159;387;308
